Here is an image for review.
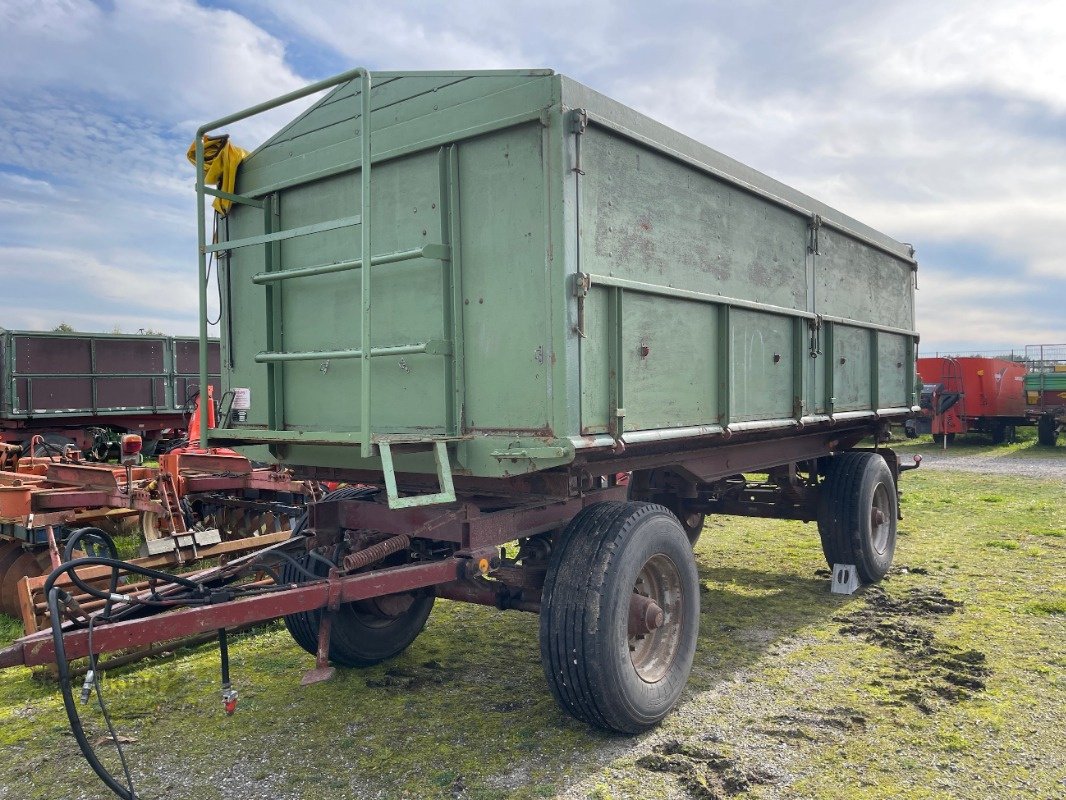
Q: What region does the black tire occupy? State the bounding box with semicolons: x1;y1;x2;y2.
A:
932;433;956;445
817;452;898;584
674;510;706;547
990;423;1015;445
281;487;435;667
1037;415;1059;447
539;501;700;733
627;471;705;547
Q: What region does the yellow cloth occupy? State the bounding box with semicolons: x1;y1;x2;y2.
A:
186;134;248;216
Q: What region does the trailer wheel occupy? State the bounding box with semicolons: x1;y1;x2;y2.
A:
539;501;699;733
990;423;1015;445
0;544;52;617
280;487;434;667
932;433;955;445
817;452;897;584
627;471;705;546
1037;415;1059;447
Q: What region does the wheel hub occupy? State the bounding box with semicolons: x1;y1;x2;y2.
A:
629;554;684;683
870;483;892;555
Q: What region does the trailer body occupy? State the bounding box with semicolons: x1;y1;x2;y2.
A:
206;70;918;485
1024;344;1066;446
914;356;1027;442
0;71;924;797
0;329;221;454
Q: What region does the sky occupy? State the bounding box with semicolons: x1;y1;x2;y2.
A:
0;0;1063;355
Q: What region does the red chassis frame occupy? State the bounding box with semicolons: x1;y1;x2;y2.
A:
0;485;628;670
0;421;890;672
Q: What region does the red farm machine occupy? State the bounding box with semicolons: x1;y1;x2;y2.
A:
0;393;312;629
910;356;1028;444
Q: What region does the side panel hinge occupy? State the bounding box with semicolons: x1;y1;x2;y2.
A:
808;213;822;255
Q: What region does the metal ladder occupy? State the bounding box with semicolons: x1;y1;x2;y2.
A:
194;68;462;508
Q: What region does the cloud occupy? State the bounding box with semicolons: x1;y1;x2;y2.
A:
0;0;305;134
0;0;317;335
0;0;1063;353
843;1;1066;114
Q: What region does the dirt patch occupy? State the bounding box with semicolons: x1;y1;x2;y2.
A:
364;659;455;691
756;707;867;742
636;739;776;799
836;586;990;713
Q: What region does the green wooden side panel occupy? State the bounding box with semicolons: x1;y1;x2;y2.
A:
579;290;719;434
579;287;609;434
817;227;914;330
729;309;795;422
579;127;809;311
832;325;872;412
878;333;909;408
280;152;447;434
457;125;552;434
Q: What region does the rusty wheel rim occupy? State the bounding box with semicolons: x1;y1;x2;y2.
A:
870;482;892;555
0;540;26;584
0;550;46;616
629;554;684;683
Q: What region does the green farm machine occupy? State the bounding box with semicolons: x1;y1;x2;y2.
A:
2;69;922;798
1025;343;1066;446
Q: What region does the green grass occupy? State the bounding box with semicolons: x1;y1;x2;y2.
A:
893;424;1065;460
0;469;1062;799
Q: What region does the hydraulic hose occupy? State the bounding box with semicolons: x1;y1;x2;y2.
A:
48;586;137;799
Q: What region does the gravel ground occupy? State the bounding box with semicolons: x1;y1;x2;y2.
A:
1;467;1062;800
900;444;1066;480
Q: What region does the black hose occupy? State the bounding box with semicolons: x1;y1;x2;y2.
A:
46;557;206;606
48;587;137;799
64;527;119;564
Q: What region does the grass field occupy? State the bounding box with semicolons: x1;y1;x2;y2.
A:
0;464;1062;799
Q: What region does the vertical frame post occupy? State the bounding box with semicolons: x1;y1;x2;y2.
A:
438;145;465;437
792;316;805;420
869;329;880;410
607;286;625;441
359;71;374;458
823;322;836;414
195;136;209;448
264;194;285;432
717;305;731;425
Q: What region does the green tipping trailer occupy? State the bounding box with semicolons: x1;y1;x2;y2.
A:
1024;343;1066;446
186;68;920;734
202;69;918;481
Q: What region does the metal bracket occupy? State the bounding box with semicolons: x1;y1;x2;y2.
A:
574;272;591;297
379;440;457;509
809;315;823;358
571;109;588;175
572;108;588;135
808;213;822;255
572;273;590;338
